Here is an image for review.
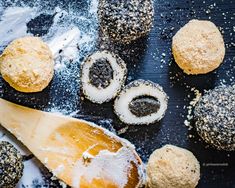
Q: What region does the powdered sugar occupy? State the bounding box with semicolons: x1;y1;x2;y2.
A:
48;27;81;60
0;7;35;50
72;147;141;188
0;1;100;187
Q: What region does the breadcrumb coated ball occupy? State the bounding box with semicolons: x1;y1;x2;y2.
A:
98;0;154;43
172;19;225;75
0;36;54;92
146;145;200;188
0;141;24;188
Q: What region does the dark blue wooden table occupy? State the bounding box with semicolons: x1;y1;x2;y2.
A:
0;0;234;187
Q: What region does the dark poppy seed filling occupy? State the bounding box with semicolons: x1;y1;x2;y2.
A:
129;96;160;117
81;50;127;104
114;80;168;125
89;58;114;89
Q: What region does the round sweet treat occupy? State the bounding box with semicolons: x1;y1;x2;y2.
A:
194;85;235;151
0;36;54;92
114;80;168;125
81;50;127;104
0;141;24;188
146;145;200;188
172;19;225;75
98;0;154;43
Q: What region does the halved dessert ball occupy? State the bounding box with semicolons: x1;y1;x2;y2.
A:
114;80;168;125
81;50;127;104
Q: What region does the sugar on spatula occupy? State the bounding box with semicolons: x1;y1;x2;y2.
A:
0;98;144;188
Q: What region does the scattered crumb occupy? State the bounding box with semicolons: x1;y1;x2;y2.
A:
117;126;129;135
184;88;201;130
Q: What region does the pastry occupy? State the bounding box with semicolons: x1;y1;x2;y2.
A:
0;36;54;92
81;50;127;104
98;0;154;43
172;19;225;75
194;85;235;151
114;80;168;125
146;145;200;188
0;141;24;188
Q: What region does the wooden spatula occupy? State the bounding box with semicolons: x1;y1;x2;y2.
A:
0;98;144;188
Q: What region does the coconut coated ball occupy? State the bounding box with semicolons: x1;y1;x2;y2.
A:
0;36;54;92
0;141;24;188
172;19;225;75
194;85;235;151
146;145;200;188
98;0;154;43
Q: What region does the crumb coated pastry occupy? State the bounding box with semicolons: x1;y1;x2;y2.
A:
194;85;235;151
98;0;154;43
0;141;24;188
0;36;54;92
81;50;127;104
114;80;168;125
172;19;225;75
146;145;200;188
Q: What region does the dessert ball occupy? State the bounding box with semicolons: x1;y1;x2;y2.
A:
0;36;54;92
172;19;225;75
0;141;24;188
146;145;200;188
81;50;127;104
194;85;235;151
98;0;154;43
114;80;168;125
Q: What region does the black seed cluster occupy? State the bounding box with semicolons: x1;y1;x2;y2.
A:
81;50;127;103
89;58;114;89
0;141;24;188
194;85;235;151
129;96;160;117
98;0;154;43
115;79;168;123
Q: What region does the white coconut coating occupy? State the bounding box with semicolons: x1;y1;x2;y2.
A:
114;80;168;125
81;50;127;104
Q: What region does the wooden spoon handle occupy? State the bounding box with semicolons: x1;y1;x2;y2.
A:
0;98;143;188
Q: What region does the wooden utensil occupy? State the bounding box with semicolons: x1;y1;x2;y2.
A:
0;98;144;188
